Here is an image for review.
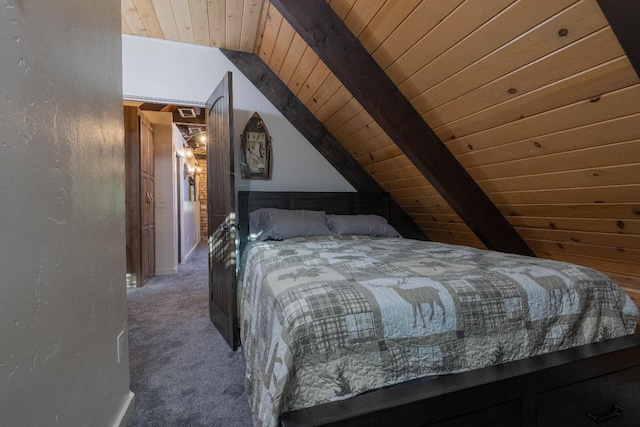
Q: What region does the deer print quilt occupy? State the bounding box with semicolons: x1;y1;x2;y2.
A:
238;236;638;427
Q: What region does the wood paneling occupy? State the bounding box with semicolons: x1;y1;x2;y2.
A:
271;0;534;255
121;0;265;51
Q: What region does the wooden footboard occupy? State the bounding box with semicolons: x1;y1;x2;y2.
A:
280;334;640;427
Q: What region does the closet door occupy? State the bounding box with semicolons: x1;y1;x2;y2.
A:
140;114;155;282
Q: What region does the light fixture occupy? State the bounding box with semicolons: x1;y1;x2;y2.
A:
196;165;203;174
185;148;194;158
199;134;207;143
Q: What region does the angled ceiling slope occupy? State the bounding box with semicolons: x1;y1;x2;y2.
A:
269;0;534;256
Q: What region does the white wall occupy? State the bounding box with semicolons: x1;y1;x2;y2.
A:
0;1;133;426
175;127;200;261
122;35;355;199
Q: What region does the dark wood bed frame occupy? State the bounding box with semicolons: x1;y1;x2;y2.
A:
236;191;640;427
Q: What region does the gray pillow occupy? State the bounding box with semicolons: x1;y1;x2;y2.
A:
249;208;332;241
327;214;400;237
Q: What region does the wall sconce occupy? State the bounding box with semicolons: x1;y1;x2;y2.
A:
185;147;194;158
195;165;203;174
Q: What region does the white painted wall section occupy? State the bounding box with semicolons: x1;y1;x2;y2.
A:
122;35;355;195
1;1;133;426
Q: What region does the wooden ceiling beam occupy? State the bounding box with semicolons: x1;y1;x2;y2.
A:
597;0;640;78
221;49;426;241
269;0;534;256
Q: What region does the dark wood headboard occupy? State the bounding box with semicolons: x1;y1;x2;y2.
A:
237;191;393;255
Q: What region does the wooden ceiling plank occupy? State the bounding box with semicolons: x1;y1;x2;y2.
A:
382;177;435;194
384;0;513;84
341;120;384;149
303;72;340;112
327;0;356;20
324;98;364;133
122;0;146;36
172;0;196;44
489;184;640;206
239;0;264;52
518;229;640;249
469;139;640;180
256;3;281;62
428;31;630;134
207;0;226;47
252;0;270;53
547;253;640;277
278;34;309;85
387;186;442;200
372;0;466;71
444;83;640;155
270;0;534;255
477;164;640;193
498;203;640;220
355;144;403;167
366;155;415;176
372;165;422;184
423;25;622;127
189;0;211;45
268;18;296;73
332;109;376;141
298;60;332;104
402;204;457;216
315;86;352;123
526;239;640;264
122;15;133;34
287;47;321;97
221;49;426;240
224;0;244;50
597;0;640;78
414;0;608;116
508;216;640;236
457;113;640;169
343;0;386;39
398;0;578;101
358;0;421;52
151;0;181;41
130;0;163;38
349;136;394;159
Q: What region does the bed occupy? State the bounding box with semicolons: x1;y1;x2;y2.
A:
236;191;640;427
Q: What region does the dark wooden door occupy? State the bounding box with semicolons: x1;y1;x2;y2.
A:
140;114;155;282
206;72;238;350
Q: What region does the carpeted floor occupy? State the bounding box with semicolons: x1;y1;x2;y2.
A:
127;244;253;426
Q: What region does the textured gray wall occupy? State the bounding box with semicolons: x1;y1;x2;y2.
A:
0;1;132;425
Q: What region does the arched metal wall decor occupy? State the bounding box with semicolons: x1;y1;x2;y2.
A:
240;112;272;179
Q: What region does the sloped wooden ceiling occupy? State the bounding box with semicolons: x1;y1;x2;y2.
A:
122;0;640;298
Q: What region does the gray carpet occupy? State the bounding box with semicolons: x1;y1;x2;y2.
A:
127;244;253;426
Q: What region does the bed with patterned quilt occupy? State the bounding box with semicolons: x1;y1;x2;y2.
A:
236;193;638;427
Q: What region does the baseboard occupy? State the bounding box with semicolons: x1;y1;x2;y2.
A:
182;243;198;262
113;391;135;427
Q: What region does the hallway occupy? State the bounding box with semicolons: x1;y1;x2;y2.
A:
127;245;252;426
